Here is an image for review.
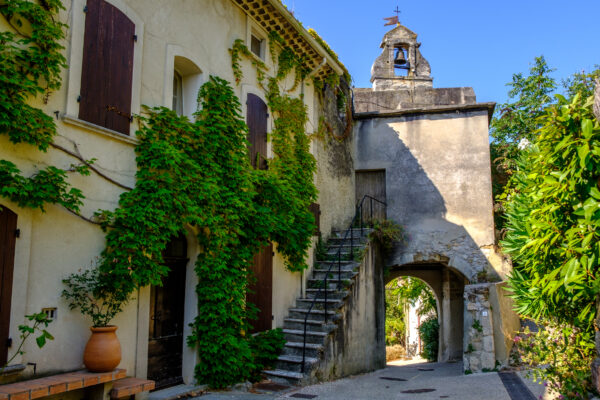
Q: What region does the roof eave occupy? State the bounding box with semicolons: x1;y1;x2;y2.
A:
266;0;344;76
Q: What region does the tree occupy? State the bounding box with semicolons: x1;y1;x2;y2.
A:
502;92;599;398
490;57;556;235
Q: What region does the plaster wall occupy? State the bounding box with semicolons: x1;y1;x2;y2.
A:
310;243;386;383
353;110;499;282
0;0;341;384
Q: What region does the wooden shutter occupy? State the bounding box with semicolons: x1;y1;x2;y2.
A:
247;243;273;333
0;206;17;365
246;94;268;170
79;0;135;135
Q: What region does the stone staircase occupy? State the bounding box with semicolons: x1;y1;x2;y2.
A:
264;228;372;385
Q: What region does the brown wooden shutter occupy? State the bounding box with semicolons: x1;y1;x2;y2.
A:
309;202;321;236
0;206;17;365
79;0;135;135
247;243;273;333
246;94;268;170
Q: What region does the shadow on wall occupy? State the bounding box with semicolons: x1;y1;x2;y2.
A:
354;114;502;363
354;114;499;283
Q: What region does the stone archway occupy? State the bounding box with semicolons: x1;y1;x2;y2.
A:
386;262;467;362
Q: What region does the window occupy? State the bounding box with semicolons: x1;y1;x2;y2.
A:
250;34;263;59
170;56;203;119
79;0;136;135
172;70;183;116
246;93;268;170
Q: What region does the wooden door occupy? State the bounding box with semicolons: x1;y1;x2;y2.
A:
148;234;187;389
0;206;17;365
246;94;268;170
355;170;387;222
247;243;273;333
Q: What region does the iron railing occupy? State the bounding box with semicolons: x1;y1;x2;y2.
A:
301;195;387;373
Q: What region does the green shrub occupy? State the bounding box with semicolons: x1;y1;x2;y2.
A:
369;219;404;253
385;318;405;346
248;328;286;381
418;317;439;362
513;323;593;399
501;92;600;397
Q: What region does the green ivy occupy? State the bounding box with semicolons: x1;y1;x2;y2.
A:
0;0;67;150
0;0;87;214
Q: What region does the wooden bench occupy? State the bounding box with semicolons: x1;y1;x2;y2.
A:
110;377;155;399
0;369;154;400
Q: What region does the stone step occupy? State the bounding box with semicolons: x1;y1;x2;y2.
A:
304;288;348;300
283;329;329;345
288;308;340;322
324;246;361;255
315;260;359;269
263;369;304;385
327;235;369;244
307;278;354;290
312;270;356;280
295;298;344;311
282;341;324;358
283;318;337;332
331;228;372;239
274;355;319;373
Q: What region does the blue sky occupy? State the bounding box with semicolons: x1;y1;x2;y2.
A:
282;1;600;105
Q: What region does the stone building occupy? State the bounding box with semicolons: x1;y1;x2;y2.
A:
353;23;519;372
0;3;519;395
0;0;354;391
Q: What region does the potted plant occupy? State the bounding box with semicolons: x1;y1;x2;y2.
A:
62;267;127;372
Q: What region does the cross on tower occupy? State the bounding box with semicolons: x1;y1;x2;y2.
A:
393;6;401;19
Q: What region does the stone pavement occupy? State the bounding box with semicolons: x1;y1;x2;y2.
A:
192;359;550;400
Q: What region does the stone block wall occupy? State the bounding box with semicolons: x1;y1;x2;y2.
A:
463;284;496;373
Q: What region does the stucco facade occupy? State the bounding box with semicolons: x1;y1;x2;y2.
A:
0;0;354;387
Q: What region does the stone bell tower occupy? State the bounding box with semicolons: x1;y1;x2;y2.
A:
371;24;432;90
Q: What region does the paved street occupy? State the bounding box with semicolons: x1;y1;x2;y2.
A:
194;359;550;400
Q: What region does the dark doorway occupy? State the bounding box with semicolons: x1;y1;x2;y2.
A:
148;233;188;389
355;170;387;221
247;243;273;333
246;93;268;170
0;206;17;366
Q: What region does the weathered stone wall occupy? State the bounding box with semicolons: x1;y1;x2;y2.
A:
463;284;496;372
463;283;519;372
353;87;476;113
488;282;520;367
308;242;386;383
353;108;503;282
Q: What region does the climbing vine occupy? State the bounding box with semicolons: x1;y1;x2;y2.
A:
0;0;67;150
0;0;89;212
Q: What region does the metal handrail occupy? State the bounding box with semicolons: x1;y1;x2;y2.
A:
300;195;387;373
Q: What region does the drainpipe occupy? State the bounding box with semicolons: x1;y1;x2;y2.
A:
307;57;327;80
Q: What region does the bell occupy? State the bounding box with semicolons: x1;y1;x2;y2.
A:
394;48;407;66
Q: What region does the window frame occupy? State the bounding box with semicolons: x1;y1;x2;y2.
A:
62;0;144;142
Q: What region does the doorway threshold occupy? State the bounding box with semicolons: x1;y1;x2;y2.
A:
148;384;207;400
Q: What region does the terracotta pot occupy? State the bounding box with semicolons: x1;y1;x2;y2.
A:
83;326;122;372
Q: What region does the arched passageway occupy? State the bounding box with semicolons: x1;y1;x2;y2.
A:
386;263;467;362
